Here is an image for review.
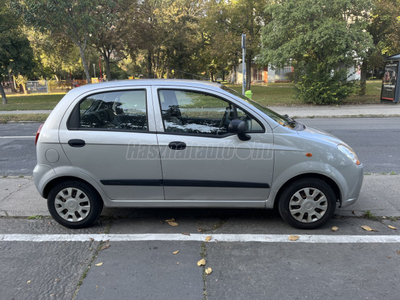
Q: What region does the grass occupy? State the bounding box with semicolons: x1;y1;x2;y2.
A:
0;114;49;124
364;210;379;220
228;80;382;106
0;93;65;111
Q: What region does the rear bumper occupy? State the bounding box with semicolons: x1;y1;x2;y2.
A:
33;163;54;197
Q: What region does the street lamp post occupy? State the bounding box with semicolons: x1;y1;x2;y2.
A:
241;34;246;96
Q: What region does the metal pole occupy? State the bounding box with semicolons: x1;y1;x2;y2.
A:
241;34;246;96
93;64;96;78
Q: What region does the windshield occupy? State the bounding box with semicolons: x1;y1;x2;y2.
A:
220;85;295;128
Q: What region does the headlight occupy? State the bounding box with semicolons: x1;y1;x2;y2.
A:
338;144;361;165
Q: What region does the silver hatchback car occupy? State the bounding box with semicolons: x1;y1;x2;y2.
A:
34;80;363;229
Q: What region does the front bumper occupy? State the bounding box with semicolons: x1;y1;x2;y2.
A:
339;163;364;208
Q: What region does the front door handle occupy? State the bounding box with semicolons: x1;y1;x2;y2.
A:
168;141;186;150
68;139;86;148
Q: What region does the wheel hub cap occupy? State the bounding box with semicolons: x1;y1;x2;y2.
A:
288;187;328;223
54;187;91;222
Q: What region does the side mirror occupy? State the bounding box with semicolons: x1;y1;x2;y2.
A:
228;119;251;141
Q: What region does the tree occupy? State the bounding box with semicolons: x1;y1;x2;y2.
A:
359;0;399;95
130;0;206;79
27;29;82;80
90;0;131;81
203;0;269;89
259;0;373;104
12;0;110;83
0;0;34;104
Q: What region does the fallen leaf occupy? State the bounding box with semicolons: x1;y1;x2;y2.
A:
173;250;179;255
361;225;378;232
167;221;179;226
27;280;31;284
165;218;175;222
388;225;397;230
197;229;203;232
182;232;190;236
331;226;339;232
54;279;60;282
100;244;110;251
205;236;212;242
89;238;94;242
205;267;212;275
177;262;179;265
95;262;103;267
18;185;21;187
289;235;299;241
396;250;400;255
197;258;206;266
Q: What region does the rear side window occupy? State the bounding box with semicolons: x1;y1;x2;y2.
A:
77;90;147;131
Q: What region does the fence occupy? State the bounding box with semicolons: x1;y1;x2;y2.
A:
26;80;49;93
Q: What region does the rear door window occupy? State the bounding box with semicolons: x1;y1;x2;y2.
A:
78;90;147;130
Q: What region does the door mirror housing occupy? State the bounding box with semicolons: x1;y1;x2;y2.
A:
228;119;251;141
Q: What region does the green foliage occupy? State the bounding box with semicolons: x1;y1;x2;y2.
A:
295;63;356;105
259;0;373;104
11;0;116;82
0;0;35;76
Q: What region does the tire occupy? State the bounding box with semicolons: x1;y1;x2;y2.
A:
47;180;103;229
278;178;336;229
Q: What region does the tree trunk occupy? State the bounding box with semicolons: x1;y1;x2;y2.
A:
21;83;28;95
8;70;15;93
103;53;112;81
0;84;7;104
359;59;367;95
147;50;153;78
79;46;91;84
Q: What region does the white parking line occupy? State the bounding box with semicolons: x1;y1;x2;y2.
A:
1;234;400;243
0;136;35;139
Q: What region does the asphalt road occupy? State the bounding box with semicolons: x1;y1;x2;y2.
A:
300;118;400;174
1;118;400;175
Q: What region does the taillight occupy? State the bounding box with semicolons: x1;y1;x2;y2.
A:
35;124;43;146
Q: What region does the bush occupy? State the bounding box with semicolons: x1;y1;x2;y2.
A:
295;64;355;105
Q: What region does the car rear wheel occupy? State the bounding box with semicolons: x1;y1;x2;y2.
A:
47;180;103;229
278;178;336;229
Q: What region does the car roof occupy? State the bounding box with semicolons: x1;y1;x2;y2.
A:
70;79;223;95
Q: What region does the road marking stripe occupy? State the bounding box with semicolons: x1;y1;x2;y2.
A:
0;136;35;139
1;234;400;243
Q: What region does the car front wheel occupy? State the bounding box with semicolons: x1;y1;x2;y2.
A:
47;180;103;229
278;178;337;229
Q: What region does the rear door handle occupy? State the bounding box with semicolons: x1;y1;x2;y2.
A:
68;139;86;148
168;141;186;150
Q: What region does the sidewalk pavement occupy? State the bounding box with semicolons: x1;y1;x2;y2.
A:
1;103;400;118
1;175;399;219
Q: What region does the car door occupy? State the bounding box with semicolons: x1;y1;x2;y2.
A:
59;87;164;201
152;86;274;202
